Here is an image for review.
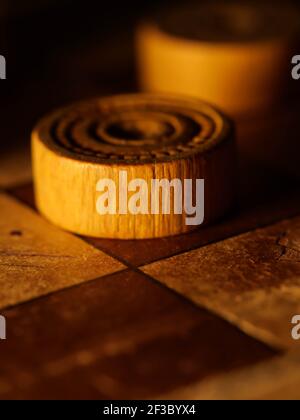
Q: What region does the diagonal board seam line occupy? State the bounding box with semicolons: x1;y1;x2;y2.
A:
1;188;129;263
79;239;138;270
72;230;267;347
7;184;300;269
138;212;300;268
4;183;138;271
78;215;290;269
75;238;211;318
79;204;300;269
7;182;300;267
1;189;283;352
140;217;300;352
135;267;279;354
1;268;131;314
77;234;262;336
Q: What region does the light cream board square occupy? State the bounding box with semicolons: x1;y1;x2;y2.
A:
0;193;124;309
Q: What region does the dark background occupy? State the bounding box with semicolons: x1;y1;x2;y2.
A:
0;0;299;151
0;0;176;148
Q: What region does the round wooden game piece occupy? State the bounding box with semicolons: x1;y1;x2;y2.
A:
32;94;236;239
136;1;300;116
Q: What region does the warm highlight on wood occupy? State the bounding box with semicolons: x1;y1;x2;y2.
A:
32;94;236;239
0;193;124;309
136;1;300;116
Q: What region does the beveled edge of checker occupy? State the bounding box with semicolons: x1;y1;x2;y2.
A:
32;93;234;166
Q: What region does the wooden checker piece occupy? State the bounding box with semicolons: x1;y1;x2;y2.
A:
32;94;236;239
137;1;300;116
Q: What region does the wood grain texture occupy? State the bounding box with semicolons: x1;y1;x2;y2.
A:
11;162;300;267
137;1;300;117
143;215;300;350
86;163;300;266
0;270;273;400
2;17;300;399
32;94;236;239
0;193;124;309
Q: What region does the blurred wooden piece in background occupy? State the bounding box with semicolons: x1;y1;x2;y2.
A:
137;1;300;117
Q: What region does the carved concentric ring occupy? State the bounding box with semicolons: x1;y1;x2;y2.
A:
32;94;235;238
35;94;230;164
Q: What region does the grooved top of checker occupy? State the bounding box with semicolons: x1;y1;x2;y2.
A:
33;94;231;164
157;1;300;43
